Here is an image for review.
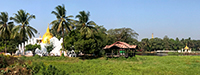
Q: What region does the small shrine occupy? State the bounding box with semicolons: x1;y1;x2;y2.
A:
178;44;191;53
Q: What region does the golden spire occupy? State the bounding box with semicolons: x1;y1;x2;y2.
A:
184;43;189;50
152;33;154;39
42;23;53;44
46;24;50;33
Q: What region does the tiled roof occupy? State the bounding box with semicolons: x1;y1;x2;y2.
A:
103;41;137;49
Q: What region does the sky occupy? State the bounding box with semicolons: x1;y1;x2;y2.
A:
0;0;200;41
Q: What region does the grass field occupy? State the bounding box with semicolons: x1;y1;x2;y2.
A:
21;56;200;75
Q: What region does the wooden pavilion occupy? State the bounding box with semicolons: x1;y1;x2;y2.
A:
103;41;137;58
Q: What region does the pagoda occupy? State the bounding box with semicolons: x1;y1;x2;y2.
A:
42;24;53;44
181;44;191;53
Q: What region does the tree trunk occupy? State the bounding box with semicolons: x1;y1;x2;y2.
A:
23;28;25;55
5;39;7;53
62;27;64;51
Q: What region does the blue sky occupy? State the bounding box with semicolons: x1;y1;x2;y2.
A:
0;0;200;41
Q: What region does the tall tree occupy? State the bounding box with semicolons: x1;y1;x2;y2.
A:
141;38;150;51
107;27;139;44
10;9;37;42
163;35;170;50
0;12;14;53
51;4;74;51
75;11;97;38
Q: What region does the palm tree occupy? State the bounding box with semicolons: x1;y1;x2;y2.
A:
10;9;37;42
75;11;97;38
51;4;74;51
0;12;14;53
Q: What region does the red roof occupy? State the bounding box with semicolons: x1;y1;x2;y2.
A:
103;41;137;49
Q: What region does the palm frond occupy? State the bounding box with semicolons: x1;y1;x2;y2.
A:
63;21;71;32
25;26;32;38
87;21;96;26
50;20;59;25
27;25;38;34
66;15;73;18
57;21;63;32
51;11;60;19
11;25;21;38
0;12;8;22
26;15;35;23
10;17;20;24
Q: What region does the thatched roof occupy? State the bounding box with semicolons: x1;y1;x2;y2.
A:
103;41;137;49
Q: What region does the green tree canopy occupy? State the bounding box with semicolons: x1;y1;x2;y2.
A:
11;9;37;42
75;11;97;38
107;27;139;44
0;12;15;53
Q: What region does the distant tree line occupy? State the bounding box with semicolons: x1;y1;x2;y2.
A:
137;36;200;52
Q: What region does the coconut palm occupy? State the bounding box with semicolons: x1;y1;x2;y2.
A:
51;4;74;50
0;12;14;53
10;9;37;42
75;11;97;38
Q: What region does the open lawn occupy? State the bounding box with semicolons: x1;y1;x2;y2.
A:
21;56;200;75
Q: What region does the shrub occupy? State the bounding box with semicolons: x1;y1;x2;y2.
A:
45;43;54;53
1;64;32;75
61;53;64;57
0;54;24;68
0;55;32;75
25;44;41;52
29;62;67;75
29;62;45;74
0;54;8;68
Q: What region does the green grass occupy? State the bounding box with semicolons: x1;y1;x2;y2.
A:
21;56;200;75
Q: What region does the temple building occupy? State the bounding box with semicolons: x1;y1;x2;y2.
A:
15;24;64;56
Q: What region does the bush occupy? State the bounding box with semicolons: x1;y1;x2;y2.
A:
45;43;54;53
42;65;63;75
25;44;41;52
29;62;45;74
0;55;32;75
29;62;67;75
0;55;66;75
0;54;8;68
1;64;32;75
0;54;24;68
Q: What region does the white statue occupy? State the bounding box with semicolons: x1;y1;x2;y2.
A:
188;49;191;53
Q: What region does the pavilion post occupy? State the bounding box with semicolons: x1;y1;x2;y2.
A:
112;50;113;58
133;49;136;57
